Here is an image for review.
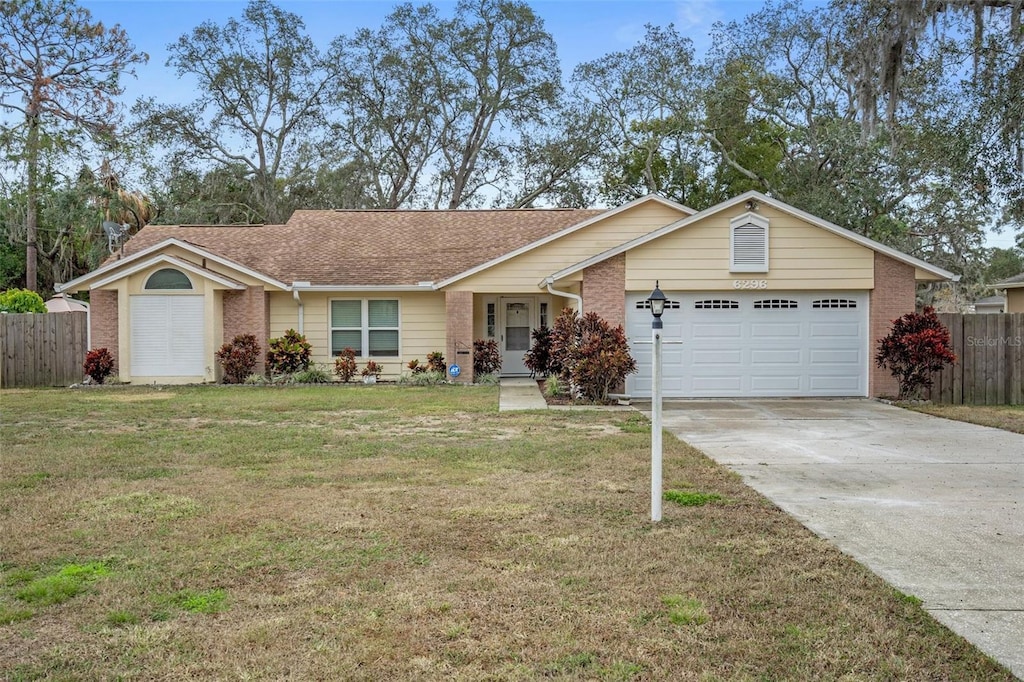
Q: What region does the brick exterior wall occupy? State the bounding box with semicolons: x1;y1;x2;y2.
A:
90;290;119;374
445;290;474;383
870;252;917;397
581;253;626;328
222;286;269;374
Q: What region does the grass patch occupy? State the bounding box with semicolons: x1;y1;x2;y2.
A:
903;403;1024;434
13;562;109;606
661;594;710;626
663;489;722;506
0;385;1014;680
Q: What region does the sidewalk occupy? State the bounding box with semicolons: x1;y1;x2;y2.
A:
498;377;547;411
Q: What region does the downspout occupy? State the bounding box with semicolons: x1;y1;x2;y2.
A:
293;289;304;335
546;281;582;313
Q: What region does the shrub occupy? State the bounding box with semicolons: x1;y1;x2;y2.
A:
523;326;552;377
362;360;383;380
215;334;261;384
0;288;47;313
426;351;446;374
407;358;427;375
548;307;580;382
293;366;331;383
876;306;957;400
572;312;637;402
83;348;115;384
334;348;358;382
266;329;311;375
473;338;501;376
544;374;563;397
410;370;447;385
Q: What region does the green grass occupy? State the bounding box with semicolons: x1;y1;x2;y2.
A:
663;489;722;506
0;384;1015;680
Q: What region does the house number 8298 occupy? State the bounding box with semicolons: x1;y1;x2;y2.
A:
733;279;768;289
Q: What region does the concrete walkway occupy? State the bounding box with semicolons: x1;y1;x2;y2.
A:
498;377;547;411
648;398;1024;679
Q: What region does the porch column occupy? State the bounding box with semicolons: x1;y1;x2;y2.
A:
445;290;474;383
222;285;269;375
581;253;626;328
869;252;916;398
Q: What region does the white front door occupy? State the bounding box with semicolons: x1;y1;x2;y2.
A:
130;295;206;377
500;297;533;376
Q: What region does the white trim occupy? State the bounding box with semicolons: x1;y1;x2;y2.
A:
57;237;290;293
434;195;695;289
543;191;958;285
293;283;434;292
88;254;246;291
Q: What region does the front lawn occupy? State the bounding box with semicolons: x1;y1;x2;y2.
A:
0;385;1013;680
905;403;1024;434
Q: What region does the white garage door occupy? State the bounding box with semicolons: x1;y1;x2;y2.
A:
626;291;867;397
130;296;205;377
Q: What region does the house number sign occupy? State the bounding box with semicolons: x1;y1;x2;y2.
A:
733;279;768;289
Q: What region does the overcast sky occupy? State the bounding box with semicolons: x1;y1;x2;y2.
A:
76;0;1016;249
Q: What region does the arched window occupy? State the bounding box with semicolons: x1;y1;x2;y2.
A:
145;268;193;290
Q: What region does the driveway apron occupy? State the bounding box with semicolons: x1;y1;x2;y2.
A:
652;398;1024;679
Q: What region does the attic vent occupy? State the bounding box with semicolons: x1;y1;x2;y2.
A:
730;213;769;272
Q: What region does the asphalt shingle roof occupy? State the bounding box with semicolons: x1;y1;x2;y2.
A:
116;208;605;287
996;271;1024;286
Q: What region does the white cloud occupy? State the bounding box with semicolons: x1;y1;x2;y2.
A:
673;0;725;30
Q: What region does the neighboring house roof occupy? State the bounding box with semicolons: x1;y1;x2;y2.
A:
89;208;605;288
544;191;959;285
996;272;1024;288
974;295;1006;306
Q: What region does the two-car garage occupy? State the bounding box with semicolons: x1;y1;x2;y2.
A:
625;291;868;398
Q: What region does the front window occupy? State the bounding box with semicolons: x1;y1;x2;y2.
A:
145;268;192;290
331;299;399;357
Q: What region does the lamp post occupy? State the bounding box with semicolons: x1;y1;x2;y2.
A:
647;281;667;523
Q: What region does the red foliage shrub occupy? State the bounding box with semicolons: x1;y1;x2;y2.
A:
83;348;115;384
266;329;312;375
215;334;262;384
547;308;637;401
334;347;358;382
875;306;957;399
473;339;501;376
523;326;552;377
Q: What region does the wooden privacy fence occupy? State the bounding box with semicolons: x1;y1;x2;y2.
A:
1;311;89;388
926;313;1024;405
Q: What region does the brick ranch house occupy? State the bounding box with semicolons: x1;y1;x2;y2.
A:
57;191;957;398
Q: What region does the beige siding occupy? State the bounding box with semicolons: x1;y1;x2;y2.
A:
1007;288;1024;313
268;291;446;378
626;205;875;290
449;202;687;292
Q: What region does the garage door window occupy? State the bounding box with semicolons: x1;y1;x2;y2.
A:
145;268;192;290
694;299;739;309
813;298;858;309
754;299;798;309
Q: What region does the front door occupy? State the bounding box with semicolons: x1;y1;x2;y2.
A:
500;297;533;376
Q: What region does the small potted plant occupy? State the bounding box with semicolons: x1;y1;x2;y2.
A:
361;360;383;384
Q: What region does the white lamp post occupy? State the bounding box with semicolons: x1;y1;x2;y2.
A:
647;281;667;523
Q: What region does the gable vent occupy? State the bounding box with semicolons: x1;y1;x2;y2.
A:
730;212;769;272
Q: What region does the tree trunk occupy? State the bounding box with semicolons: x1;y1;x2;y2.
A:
25;110;39;293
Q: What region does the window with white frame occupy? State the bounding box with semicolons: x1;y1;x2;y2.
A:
730;212;769;272
486;302;496;338
330;299;399;357
539;302;549;328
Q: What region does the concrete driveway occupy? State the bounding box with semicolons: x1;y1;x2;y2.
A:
655;399;1024;679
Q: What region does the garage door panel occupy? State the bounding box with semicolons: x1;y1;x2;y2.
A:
627;291;867;398
751;349;802;365
693;349;742;365
751;323;802;338
692;323;742;340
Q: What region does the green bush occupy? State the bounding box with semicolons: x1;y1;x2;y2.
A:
83;348;115;384
293;366;331;383
0;288;47;313
266;329;312;375
215;334;262;384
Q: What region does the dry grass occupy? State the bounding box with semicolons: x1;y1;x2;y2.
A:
905;403;1024;434
0;385;1013;681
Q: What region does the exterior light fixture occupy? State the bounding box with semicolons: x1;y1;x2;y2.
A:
647;281;667;522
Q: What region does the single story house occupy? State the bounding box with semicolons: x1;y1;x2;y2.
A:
995;273;1024;312
57;191;957;398
972;295;1006;314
